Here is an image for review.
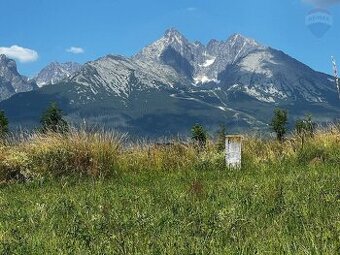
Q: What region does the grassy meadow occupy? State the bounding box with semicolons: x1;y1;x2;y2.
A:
0;127;339;254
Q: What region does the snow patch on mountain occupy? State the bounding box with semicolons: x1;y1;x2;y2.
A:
244;86;276;103
263;84;288;99
193;75;220;85
199;57;216;67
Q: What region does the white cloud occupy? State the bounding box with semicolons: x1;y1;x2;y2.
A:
66;46;84;54
303;0;340;7
0;45;38;63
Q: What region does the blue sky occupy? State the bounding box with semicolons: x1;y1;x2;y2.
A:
1;0;340;76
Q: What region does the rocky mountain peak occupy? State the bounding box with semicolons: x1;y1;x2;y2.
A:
226;33;262;49
134;28;194;63
0;54;17;71
163;28;188;43
164;28;183;37
0;55;37;101
134;29;267;84
0;54;21;79
35;61;81;87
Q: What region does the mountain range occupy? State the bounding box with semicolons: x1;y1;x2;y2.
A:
0;29;339;136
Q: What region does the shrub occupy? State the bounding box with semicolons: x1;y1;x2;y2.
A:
295;114;316;146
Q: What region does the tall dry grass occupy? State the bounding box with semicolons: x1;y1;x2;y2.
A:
0;125;339;183
243;124;340;166
0;130;124;181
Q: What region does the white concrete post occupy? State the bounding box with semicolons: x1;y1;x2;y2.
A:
225;135;243;168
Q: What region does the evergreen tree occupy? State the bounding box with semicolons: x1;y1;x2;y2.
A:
216;123;227;152
40;102;68;133
0;110;9;138
191;123;207;150
270;108;288;142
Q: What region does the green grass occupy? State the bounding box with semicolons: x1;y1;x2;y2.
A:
1;163;339;254
0;128;339;254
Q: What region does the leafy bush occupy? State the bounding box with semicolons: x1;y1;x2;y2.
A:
295;114;315;138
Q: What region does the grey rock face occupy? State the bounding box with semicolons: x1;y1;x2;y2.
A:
35;61;81;87
68;53;191;102
217;48;336;104
134;29;264;84
133;29;337;105
0;54;37;101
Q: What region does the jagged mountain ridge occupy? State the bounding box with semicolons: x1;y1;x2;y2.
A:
69;54;190;101
0;54;37;101
66;29;272;99
134;28;264;84
66;28;338;106
35;61;81;87
218;48;337;104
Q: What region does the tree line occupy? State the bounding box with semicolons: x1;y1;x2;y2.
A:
0;102;68;138
191;108;316;151
1;104;315;145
